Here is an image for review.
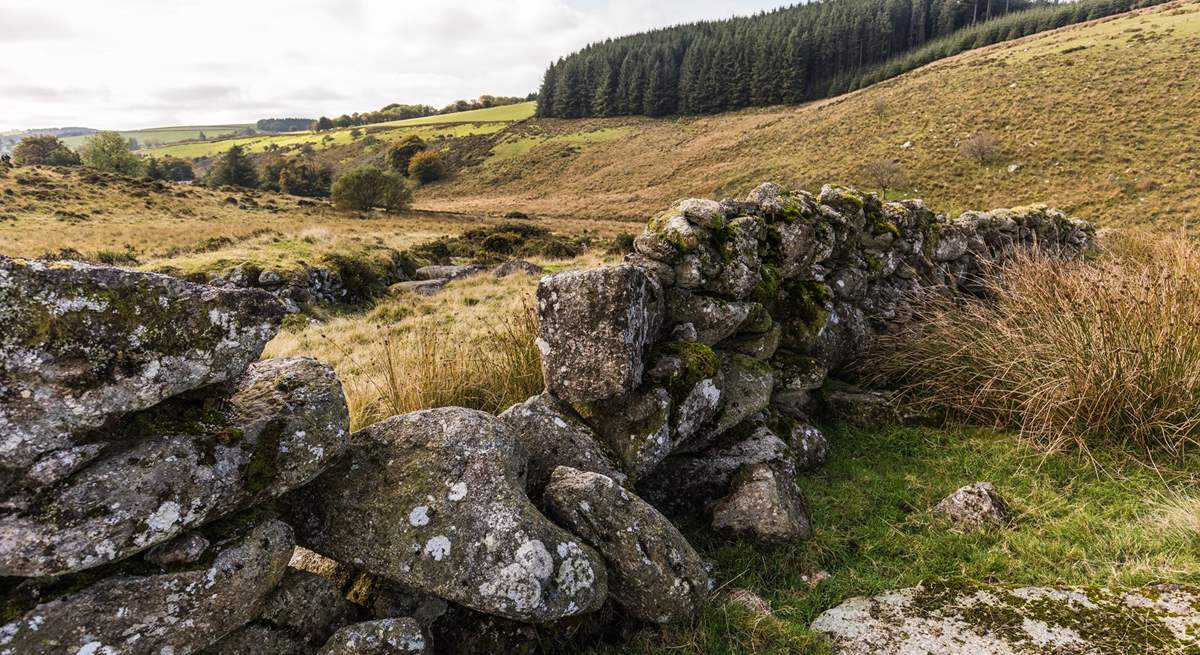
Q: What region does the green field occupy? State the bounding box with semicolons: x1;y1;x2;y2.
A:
61;124;254;150
145;102;536;159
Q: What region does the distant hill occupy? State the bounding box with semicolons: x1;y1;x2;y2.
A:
418;0;1200;230
538;0;1168;118
0;127;97;155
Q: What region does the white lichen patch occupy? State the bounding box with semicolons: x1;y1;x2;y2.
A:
515;540;554;581
479;563;543;612
447;482;468;502
555;542;596;598
423;536;451;561
408;506;431;527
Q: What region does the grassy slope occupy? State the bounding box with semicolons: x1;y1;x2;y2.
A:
0;167;634;276
420;1;1200;229
61;124;253;150
147;102;536;159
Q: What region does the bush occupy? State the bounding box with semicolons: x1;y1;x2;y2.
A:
408;150;444;184
385;136;428;175
81;131;145;176
271;158;333;198
868;233;1200;458
12;135;81;167
145;156;194;182
331;167;412;212
858;158;904;195
959;132;1004;166
207;145;260;188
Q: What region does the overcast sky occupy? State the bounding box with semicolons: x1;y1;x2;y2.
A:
0;0;786;131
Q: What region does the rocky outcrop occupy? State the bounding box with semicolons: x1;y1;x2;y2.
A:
0;357;349;577
282;408;609;622
811;583;1200;654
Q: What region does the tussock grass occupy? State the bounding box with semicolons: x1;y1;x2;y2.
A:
869;231;1200;459
344;301;543;427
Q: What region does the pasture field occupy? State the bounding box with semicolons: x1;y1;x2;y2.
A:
60;124;254;149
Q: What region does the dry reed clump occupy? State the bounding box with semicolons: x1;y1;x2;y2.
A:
344;301;544;429
868;231;1200;459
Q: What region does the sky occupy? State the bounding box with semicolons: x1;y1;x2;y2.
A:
0;0;786;131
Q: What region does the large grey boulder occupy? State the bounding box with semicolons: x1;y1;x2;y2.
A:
0;257;284;487
710;462;811;544
542;467;709;624
498;392;625;496
283;408;608;623
319;618;430;655
536;264;663;403
0;514;294;655
811;583;1200;655
664;289;752;345
0;357;349;577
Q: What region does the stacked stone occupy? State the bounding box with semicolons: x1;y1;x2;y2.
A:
534;183;1094;545
0;257;406;654
0;183;1094;654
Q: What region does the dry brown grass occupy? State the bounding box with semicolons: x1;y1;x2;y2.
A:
419;0;1200;229
263;253;612;429
869;231;1200;460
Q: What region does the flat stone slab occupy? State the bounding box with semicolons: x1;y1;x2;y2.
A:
811;582;1200;655
391;279;448;296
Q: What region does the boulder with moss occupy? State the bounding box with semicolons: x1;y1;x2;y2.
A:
811;582;1200;655
0;357;349;577
282;408;609;623
499;392;626;496
0;256;285;489
0;513;294;655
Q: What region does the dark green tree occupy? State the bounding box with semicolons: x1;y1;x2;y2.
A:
12;135;81;167
207;145;260;188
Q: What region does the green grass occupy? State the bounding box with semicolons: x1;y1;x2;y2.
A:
584;424;1200;654
486;127;632;165
61;125;253;150
373;101;537;127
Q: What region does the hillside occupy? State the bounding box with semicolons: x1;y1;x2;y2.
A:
419;1;1200;229
146;102;537;159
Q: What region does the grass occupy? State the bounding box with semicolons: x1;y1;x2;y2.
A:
60;124;253;150
418;0;1200;228
581;423;1200;654
0;167;636;280
260;257;610;429
144;103;534;159
869;231;1200;461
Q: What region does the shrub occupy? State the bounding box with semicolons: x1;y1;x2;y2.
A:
331;167;412;212
277;159;333;198
207;145;260;188
858;158;904;195
386;136;428;175
959;132;1004;166
606;232;637;255
81;131;146;176
12;135;81;167
145;156;194;182
408;150;444;183
868;233;1200;459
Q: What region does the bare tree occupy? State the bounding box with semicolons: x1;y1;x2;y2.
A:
959;132;1004;166
859;158;905;196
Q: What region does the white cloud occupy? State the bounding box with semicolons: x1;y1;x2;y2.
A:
0;0;783;130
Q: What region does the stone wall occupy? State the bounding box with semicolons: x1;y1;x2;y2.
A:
0;183;1092;654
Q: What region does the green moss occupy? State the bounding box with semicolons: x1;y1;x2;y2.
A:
244;419;284;494
751;265;782;304
659;340;721;403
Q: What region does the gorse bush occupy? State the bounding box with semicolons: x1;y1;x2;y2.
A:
869;232;1200;459
408;150;444;184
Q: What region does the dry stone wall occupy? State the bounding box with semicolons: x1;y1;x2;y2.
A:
0;183;1092;654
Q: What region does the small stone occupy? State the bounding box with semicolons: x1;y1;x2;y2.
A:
415;264;486;281
391;279;448;296
319;618;430;654
492;259;545;277
934;482;1013;530
821;384;899;427
710;462;812;544
543;467;710;624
